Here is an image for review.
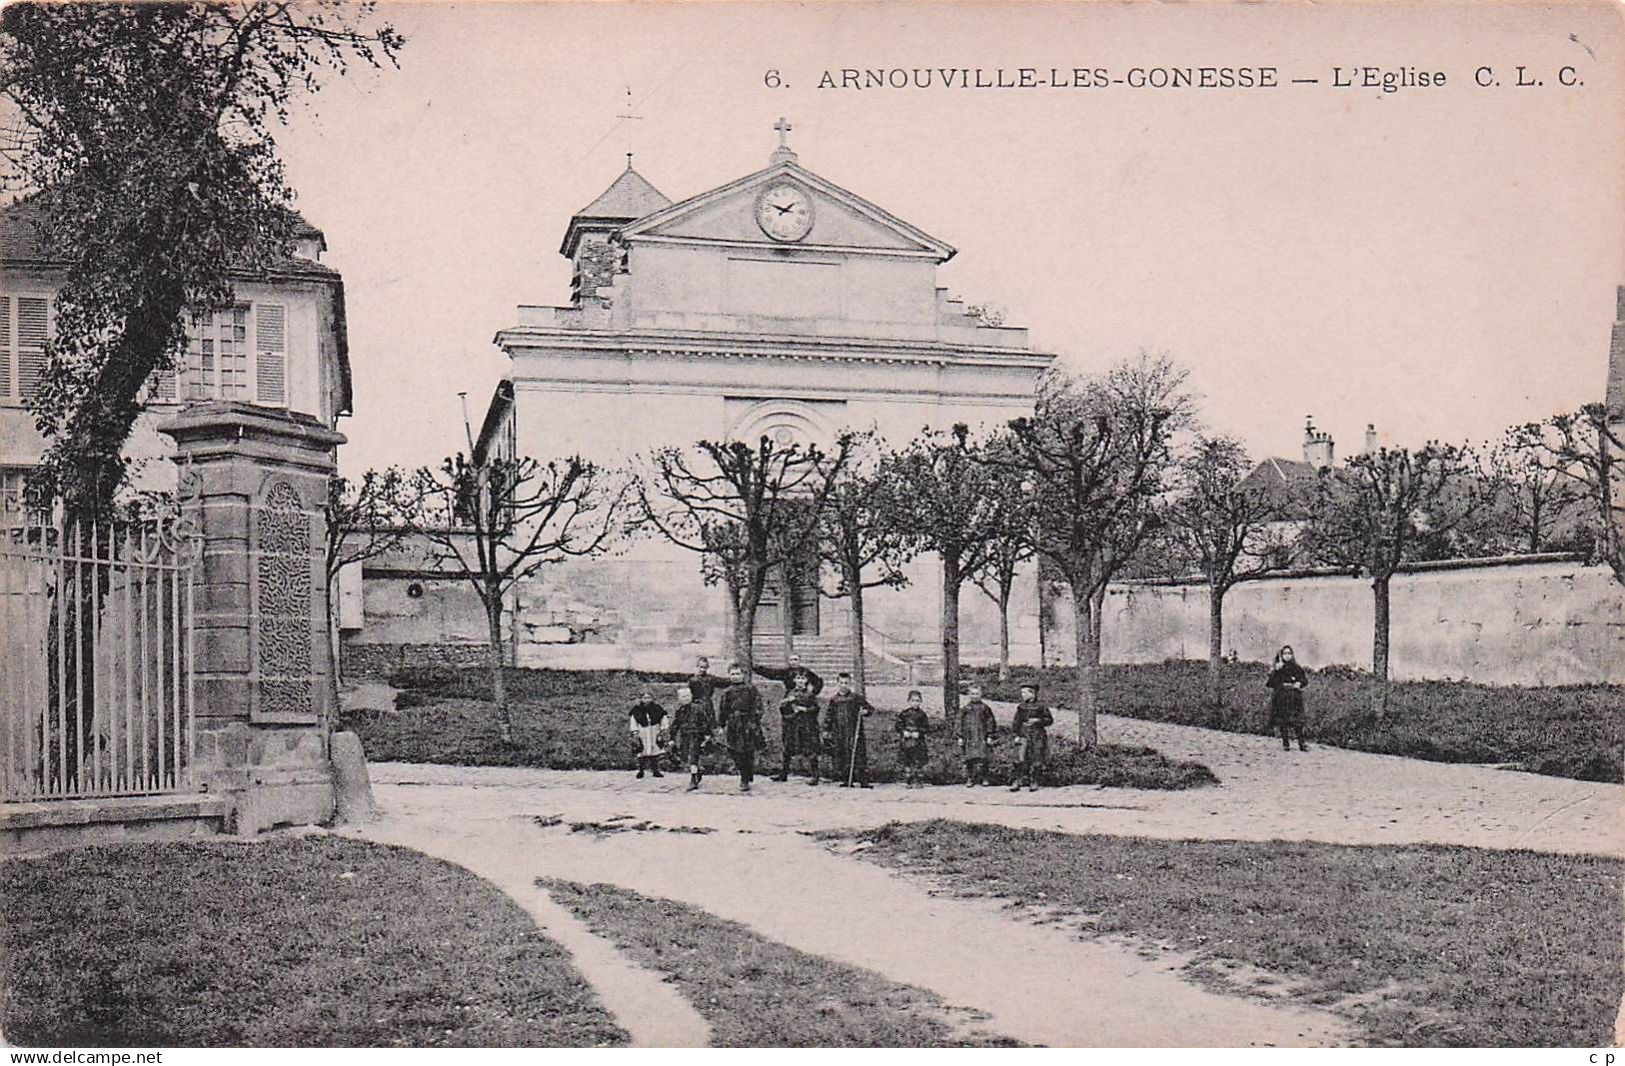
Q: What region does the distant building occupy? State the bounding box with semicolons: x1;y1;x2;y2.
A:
0;198;353;514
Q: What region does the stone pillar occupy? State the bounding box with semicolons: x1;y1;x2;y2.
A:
160;402;346;834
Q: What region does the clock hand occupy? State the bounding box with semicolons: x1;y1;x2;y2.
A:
771;203;793;215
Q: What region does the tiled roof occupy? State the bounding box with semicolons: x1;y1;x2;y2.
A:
0;196;338;277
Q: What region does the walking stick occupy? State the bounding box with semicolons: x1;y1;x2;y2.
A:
846;708;862;787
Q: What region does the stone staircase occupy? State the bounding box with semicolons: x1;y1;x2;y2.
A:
755;636;927;687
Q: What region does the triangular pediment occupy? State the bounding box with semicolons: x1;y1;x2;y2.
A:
618;161;955;261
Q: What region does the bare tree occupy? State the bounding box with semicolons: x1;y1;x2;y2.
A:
892;426;1021;728
636;435;850;674
1165;435;1289;706
816;434;918;694
1005;355;1192;747
415;454;624;744
324;467;415;691
1518;404;1625;586
1302;442;1480;719
972;432;1036;682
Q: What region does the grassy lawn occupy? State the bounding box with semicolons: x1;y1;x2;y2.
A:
831;819;1623;1047
969;660;1623;783
0;837;625;1048
542;878;1018;1047
341;666;1217;789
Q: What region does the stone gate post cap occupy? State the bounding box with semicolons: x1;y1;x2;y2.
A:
158;401;348;450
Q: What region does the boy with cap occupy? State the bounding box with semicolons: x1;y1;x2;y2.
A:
1009;680;1054;792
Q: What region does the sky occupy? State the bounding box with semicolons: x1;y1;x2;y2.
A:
269;0;1625;475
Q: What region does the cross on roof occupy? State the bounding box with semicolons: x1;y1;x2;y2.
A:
617;85;643;166
773;116;792;148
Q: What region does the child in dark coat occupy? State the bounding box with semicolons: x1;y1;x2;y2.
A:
894;689;931;789
717;663;766;792
671;684;716;791
1009;682;1053;792
628;685;667;779
959;683;998;787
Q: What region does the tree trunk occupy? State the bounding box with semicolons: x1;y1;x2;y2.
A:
941;551;962;731
486;598;512;745
1371;573;1392;720
327;572;343;728
1037;569;1051;667
735;598;760;677
1207;583;1225;707
779;561;797;661
996;587;1011;681
850;574;868;697
1073;590;1100;749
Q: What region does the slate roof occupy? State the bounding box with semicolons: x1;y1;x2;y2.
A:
0;196;339;278
1237;456;1322;520
559;165;672;257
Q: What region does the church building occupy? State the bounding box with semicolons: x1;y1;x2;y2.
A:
475;122;1053;676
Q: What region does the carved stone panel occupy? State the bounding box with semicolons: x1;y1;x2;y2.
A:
255;480;316;722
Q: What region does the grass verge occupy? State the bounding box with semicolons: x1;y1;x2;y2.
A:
830;819;1622;1047
342;667;1216;789
968;660;1623;783
0;836;626;1048
541;877;1017;1047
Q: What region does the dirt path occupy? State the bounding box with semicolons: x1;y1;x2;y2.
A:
384;825;711;1048
351;782;1348;1047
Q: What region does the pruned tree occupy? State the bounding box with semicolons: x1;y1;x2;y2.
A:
891;426;1014;728
816;433;919;694
1302;442;1481;719
1485;425;1586;554
1517;404;1625;586
324;466;415;690
1165;435;1290;706
1005;355;1192;747
1;1;403;523
636;435;850;675
972;431;1036;682
415;453;624;744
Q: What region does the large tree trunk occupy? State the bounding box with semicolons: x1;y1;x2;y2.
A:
485;597;512;746
1371;573;1392;720
1037;568;1051;667
941;551;962;731
1207;583;1225;707
1073;589;1100;749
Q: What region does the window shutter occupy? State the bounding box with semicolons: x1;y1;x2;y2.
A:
17;297;48;398
255;303;286;405
0;296;12;399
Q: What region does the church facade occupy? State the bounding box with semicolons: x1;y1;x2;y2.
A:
477;126;1053;675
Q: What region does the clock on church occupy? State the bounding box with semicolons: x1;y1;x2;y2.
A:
754;181;814;242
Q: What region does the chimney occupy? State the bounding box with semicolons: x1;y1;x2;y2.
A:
1364;423;1378;454
1302;416;1335;469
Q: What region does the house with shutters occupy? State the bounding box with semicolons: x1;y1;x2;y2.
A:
0;198;352;513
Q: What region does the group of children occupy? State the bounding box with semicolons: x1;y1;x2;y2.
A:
627;654;1055;793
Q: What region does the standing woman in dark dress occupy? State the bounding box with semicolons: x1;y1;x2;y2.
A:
1265;645;1310;751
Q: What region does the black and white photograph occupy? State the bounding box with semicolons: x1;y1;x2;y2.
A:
0;0;1621;1052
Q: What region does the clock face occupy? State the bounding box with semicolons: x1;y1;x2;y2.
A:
755;183;814;242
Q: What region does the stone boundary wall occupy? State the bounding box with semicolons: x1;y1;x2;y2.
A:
341;640;491;680
1096;556;1624;686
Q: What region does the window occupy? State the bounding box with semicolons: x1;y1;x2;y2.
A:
1;466;38;520
156;303;288;408
0;294;51;402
